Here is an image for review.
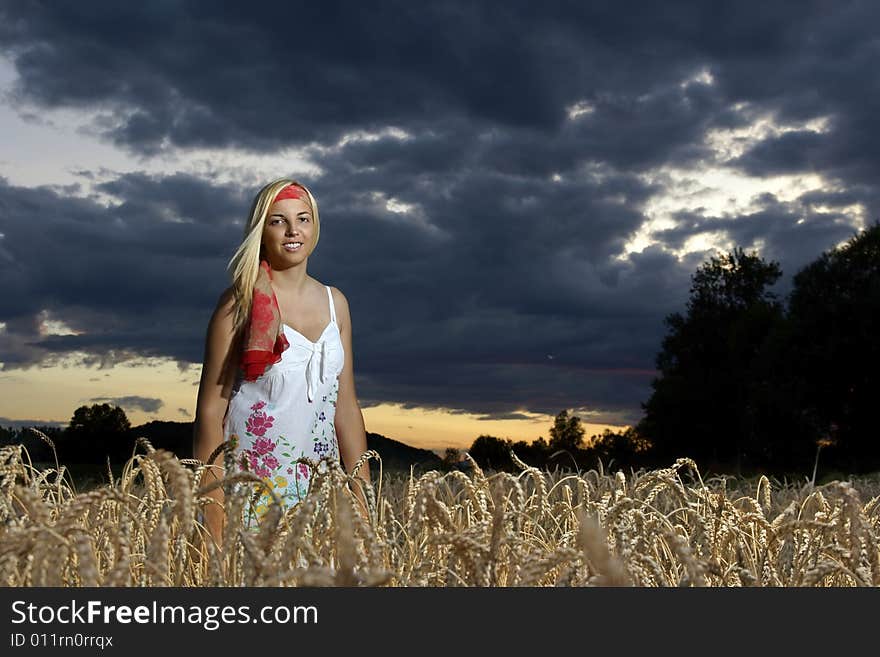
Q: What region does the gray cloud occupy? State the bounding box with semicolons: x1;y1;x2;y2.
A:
657;195;867;300
88;396;164;414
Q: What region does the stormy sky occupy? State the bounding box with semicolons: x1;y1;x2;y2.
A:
0;1;875;444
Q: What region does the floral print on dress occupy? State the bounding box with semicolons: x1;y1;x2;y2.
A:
310;377;340;463
245;400;274;436
252;462;312;519
235;399;313;522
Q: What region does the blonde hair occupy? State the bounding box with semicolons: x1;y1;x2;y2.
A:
227;178;321;334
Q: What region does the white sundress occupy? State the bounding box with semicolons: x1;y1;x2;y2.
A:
222;284;344;530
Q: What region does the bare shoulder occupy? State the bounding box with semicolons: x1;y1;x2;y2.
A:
198;286;241;403
329;286;351;330
210;286;237;332
217;286;235;310
208;287;242;347
329;286;350;311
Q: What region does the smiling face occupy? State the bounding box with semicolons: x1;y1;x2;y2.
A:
261;197;315;266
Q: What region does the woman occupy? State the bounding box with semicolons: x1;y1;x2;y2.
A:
193;178;371;549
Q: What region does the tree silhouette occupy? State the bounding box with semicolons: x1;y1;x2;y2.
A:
0;425;60;462
509;438;550;469
548;410;585;452
468;434;514;471
64;403;132;464
587;426;653;470
637;247;786;473
782;220;880;472
441;447;461;470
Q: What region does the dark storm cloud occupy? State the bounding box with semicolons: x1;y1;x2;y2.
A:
732;130;828;176
0;174;244;366
1;0;879;431
0;1;775;162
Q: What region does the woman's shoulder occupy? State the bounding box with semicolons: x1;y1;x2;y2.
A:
325;285;350;330
217;285;235;307
327;285;348;307
209;286;239;333
311;278;348;306
213;286;237;319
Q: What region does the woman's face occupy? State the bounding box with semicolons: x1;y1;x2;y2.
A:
261;197;315;266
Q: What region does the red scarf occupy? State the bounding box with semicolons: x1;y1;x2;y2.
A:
241;260;290;380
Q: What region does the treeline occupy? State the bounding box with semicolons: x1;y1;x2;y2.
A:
0;405;180;468
460;220;880;478
447;411;653;474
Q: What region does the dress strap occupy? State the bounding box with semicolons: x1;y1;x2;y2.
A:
325;285;338;325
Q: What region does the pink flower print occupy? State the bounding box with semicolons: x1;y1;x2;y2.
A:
254;463;271;478
253;436;276;455
287;467;294;475
250;400;267;411
246;410;274;436
297;463;310;479
262;453;280;471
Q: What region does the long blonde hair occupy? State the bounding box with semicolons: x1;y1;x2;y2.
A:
227;178;321;334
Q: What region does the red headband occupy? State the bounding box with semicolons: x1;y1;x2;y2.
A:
272;184;307;204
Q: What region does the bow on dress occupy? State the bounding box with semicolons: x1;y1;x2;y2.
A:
305;340;327;403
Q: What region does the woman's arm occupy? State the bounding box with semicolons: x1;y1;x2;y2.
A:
192;287;240;549
332;287;372;518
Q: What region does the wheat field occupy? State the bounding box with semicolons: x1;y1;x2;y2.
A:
1;430;878;586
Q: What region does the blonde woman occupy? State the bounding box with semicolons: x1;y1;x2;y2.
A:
193;179;371;549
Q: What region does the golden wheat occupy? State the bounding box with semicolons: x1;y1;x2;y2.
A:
0;432;878;586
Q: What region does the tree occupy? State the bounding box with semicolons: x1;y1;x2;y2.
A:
548;410;586;452
0;425;59;462
468;435;514;471
638;247;787;473
587;426;653;470
509;438;549;469
782;220;880;472
64;403;132;464
441;447;461;470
